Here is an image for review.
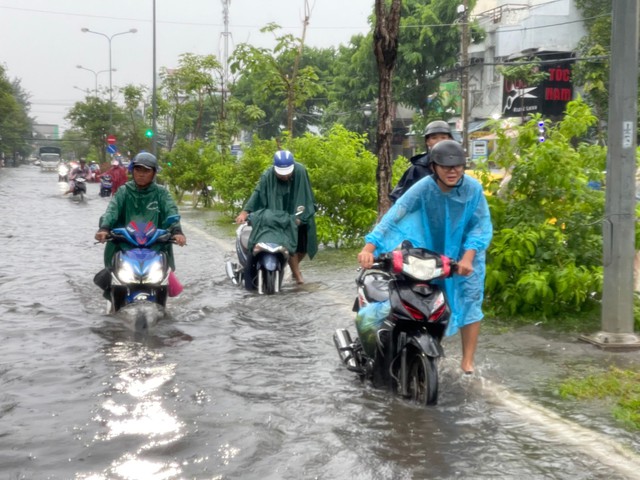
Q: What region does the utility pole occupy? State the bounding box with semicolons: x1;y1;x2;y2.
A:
221;0;230;105
580;0;640;350
459;0;470;156
217;0;233;152
152;0;158;156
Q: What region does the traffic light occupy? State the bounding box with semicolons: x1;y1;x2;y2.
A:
145;128;154;138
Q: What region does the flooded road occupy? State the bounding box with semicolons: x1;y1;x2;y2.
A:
1;165;639;480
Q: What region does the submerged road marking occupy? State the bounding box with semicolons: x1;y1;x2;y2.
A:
482;379;640;476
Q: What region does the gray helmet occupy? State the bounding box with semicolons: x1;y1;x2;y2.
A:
429;140;466;167
131;152;158;170
424;120;452;139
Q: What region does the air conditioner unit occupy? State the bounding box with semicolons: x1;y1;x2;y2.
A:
471;57;484;65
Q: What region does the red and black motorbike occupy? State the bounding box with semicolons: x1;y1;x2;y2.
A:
333;242;455;406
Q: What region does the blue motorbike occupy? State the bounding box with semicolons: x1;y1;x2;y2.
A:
106;215;180;327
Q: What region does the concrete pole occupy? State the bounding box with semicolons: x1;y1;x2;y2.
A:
460;0;470;156
581;0;640;350
152;0;158;157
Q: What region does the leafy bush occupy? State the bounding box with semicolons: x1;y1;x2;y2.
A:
484;99;607;317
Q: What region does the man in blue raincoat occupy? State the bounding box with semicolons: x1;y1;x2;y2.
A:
358;140;492;374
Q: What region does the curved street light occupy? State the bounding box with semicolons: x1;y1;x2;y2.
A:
73;85;92;95
76;65;116;96
80;27;137;129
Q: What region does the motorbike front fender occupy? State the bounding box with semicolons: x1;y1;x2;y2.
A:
406;331;444;358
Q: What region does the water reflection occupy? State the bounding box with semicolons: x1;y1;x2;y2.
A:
79;329;187;479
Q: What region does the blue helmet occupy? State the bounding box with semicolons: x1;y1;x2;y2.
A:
273;150;294;175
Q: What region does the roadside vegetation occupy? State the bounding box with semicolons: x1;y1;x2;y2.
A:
558;367;640;430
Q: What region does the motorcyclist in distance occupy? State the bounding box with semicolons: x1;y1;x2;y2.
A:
101;158;128;195
64;158;91;195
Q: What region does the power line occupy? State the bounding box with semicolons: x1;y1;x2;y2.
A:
0;4;610;36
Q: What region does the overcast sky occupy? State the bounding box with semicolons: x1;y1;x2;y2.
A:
0;0;373;132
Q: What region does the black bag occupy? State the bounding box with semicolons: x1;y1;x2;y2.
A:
93;268;111;291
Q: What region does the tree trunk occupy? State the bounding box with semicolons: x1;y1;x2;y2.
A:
373;0;401;219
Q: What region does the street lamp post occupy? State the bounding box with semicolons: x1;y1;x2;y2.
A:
81;27;137;130
76;65;115;96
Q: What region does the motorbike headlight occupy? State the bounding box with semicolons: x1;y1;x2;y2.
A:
143;261;164;284
116;262;137;284
399;255;442;281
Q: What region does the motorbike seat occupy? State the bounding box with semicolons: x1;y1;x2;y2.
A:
362;271;390;303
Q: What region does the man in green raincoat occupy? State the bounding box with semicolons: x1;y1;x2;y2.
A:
94;152;187;296
235;150;317;284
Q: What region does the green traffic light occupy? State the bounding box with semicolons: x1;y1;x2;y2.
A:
145;129;154;138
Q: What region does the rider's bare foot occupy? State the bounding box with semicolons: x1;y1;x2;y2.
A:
293;271;304;284
461;362;474;375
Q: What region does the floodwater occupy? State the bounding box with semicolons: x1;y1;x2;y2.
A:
1;165;639;480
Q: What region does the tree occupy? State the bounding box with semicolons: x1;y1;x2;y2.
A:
120;84;148;155
66;97;116;163
230;20;323;138
60;128;89;160
159;139;216;203
394;0;478;118
322;34;378;144
0;66;33;162
573;0;612;143
158;53;224;151
373;0;402;218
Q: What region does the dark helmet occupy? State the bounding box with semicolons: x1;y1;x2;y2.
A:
131;151;158;171
424;120;452;139
429;140;466;167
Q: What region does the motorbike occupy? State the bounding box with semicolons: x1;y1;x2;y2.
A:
225;208;303;294
104;215;180;330
71;176;87;202
99;174;113;197
333;242;456;406
57;163;69;182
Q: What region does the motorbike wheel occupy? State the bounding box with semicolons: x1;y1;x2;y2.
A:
407;352;438;406
263;269;278;294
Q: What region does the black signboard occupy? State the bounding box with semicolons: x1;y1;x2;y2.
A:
502;52;574;118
